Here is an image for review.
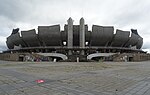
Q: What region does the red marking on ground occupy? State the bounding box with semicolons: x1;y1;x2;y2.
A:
36;79;45;83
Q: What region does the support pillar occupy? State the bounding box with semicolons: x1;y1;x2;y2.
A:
67;17;73;55
80;17;85;55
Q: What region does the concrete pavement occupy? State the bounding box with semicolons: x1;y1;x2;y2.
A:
0;61;150;95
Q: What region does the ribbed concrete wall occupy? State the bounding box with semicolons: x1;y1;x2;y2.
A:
111;29;130;47
7;32;27;49
6;18;143;50
38;25;61;46
91;25;114;46
21;29;40;47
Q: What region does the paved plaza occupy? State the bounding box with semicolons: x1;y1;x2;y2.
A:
0;61;150;95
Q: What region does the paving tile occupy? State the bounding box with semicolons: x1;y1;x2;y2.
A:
1;61;150;95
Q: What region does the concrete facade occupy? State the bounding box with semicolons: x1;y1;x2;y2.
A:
3;18;148;62
38;25;61;46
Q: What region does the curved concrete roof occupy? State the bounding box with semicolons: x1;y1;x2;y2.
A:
21;29;41;47
111;29;130;47
6;21;143;50
38;25;61;46
136;37;143;49
6;32;27;49
91;25;114;46
6;36;14;49
124;30;143;49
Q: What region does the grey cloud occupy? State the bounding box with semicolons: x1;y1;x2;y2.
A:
0;16;16;36
0;0;32;22
142;41;150;49
0;45;7;52
105;0;150;26
0;0;150;51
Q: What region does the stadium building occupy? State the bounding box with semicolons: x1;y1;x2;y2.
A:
1;18;150;62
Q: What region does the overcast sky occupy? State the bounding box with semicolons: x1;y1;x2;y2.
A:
0;0;150;52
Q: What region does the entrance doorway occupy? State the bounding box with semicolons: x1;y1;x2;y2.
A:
19;55;24;61
129;57;133;61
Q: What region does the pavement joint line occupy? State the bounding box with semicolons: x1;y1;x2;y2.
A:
1;61;150;95
40;82;96;95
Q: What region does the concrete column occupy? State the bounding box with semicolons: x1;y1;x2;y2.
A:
80;17;85;48
80;17;85;55
67;17;73;48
